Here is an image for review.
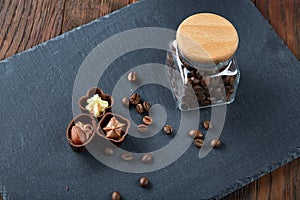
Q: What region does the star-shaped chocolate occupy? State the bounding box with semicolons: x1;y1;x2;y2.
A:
103;117;126;139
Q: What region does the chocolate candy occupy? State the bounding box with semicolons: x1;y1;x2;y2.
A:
71;126;87;145
103;117;126;140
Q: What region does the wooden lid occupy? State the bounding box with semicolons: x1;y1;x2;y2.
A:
176;13;239;64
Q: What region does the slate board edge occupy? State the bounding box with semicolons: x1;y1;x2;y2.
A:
213;147;300;199
1;0;300;199
1;0;299;65
0;0;144;64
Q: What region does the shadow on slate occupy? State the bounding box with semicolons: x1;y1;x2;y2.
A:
0;0;300;199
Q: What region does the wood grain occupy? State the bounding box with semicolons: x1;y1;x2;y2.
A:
176;13;239;63
0;0;65;60
0;0;299;200
223;159;300;200
252;0;300;59
62;0;137;33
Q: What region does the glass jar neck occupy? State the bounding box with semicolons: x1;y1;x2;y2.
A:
175;41;233;71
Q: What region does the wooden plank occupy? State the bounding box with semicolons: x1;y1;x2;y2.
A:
224;159;300;200
0;0;65;61
253;0;299;59
62;0;137;33
297;0;300;59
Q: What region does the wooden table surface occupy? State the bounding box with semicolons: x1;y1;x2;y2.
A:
0;0;299;199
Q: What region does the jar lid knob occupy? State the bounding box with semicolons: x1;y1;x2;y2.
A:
176;13;239;64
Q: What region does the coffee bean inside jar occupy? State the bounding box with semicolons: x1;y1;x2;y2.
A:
166;13;240;110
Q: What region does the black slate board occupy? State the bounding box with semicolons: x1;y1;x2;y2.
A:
1;0;300;199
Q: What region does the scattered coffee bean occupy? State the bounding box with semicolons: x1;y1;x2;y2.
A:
143;116;153;125
191;77;200;84
111;191;121;200
163;125;173;135
104;147;114;155
194;138;204;148
121;153;133;161
130;93;141;105
141;153;153;163
128;71;138;82
139;177;149;188
210;138;221;148
137;124;148;133
188;130;203;139
136;103;145;114
122;97;130;107
143;101;151;112
203;120;212;130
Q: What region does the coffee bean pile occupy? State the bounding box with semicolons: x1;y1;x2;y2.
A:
166;49;238;110
129;93;151;115
123;92;153;133
188;120;222;148
188;129;205;148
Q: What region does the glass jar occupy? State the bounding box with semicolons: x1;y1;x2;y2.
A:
166;13;240;111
